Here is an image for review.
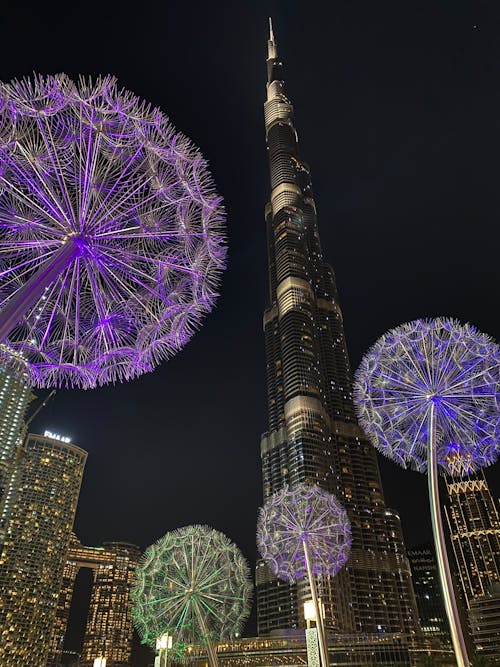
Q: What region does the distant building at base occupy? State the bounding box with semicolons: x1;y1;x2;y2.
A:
407;544;451;646
48;534;140;667
445;472;500;661
179;633;452;667
469;582;500;663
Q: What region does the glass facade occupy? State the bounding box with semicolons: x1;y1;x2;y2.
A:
257;23;421;644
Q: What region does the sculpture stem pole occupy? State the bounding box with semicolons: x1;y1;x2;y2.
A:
159;644;169;667
303;540;329;667
427;401;470;667
0;241;78;343
193;597;219;667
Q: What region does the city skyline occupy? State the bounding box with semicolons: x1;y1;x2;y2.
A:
0;1;499;661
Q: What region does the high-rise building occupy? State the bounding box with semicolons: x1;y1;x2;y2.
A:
0;364;33;539
469;582;500;663
445;472;500;659
258;20;421;643
407;544;450;645
48;533;140;667
445;472;500;606
0;432;87;667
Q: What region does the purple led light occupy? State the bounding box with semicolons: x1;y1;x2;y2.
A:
256;482;351;583
0;74;226;388
353;318;500;476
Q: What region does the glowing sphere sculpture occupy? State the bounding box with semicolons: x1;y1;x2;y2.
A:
256;483;351;582
354;318;500;477
0;74;226;389
353;317;500;667
131;525;252;667
257;483;351;667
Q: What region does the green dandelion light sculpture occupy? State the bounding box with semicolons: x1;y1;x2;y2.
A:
131;525;253;667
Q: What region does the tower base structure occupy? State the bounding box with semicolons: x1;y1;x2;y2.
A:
176;634;454;667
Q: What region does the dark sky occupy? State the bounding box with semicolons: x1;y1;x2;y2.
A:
2;0;500;664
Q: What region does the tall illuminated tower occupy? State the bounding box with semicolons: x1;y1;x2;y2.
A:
0;432;87;667
258;20;420;640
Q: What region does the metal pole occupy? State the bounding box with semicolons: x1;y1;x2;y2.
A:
193;598;219;667
0;241;78;343
427;401;470;667
303;540;329;667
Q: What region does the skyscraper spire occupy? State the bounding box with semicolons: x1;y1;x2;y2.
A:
257;21;422;649
267;16;277;61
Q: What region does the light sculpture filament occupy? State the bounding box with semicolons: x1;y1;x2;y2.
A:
256;483;351;667
0;74;226;388
353;317;500;667
131;525;253;667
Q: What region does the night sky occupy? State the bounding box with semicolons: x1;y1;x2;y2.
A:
2;1;500;664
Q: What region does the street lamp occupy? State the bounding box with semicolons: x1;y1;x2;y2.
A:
156;634;173;667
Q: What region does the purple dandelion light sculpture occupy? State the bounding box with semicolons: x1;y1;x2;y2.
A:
353;317;500;667
131;525;253;667
0;74;226;389
257;482;351;667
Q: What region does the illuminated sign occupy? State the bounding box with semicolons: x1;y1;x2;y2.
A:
44;430;71;443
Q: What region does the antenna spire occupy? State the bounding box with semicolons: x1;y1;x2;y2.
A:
268;17;275;43
267;17;277;60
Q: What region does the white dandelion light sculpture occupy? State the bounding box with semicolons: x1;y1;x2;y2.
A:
353;317;500;667
0;74;226;389
257;483;351;667
131;526;253;667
